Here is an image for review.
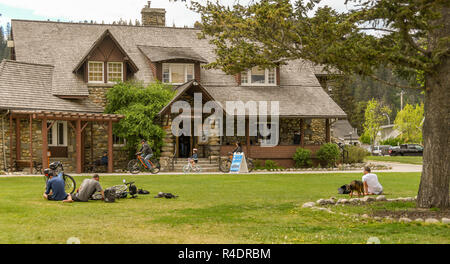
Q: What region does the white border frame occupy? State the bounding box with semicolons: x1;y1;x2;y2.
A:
48;121;68;147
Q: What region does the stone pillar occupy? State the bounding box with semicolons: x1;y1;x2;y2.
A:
160;116;175;171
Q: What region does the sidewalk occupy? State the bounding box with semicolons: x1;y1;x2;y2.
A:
0;162;422;178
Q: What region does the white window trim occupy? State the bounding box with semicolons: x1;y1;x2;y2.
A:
241;67;277;86
113;134;127;147
107;62;124;84
88;61;104;84
48;121;68;147
162;63;195;85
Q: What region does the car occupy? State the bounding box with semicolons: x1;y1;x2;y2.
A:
369;145;391;156
389;144;423;156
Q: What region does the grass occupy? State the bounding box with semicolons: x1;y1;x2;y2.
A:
366;156;423;165
0;172;448;244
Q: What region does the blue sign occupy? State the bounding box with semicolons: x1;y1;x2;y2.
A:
230;153;246;173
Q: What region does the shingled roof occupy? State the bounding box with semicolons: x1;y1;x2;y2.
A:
9;19;346;117
0;60;103;113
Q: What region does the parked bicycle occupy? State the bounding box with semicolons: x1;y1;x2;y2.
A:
183;159;202;173
43;161;76;194
127;154;161;174
219;152;254;173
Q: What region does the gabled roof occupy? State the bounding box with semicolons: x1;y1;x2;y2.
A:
0;60;103;113
73;29;139;73
138;45;208;63
159;80;347;118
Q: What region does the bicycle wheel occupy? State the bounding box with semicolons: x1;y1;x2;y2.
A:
219;159;231;173
182;165;190;173
128;159;141;174
149;159;161;174
63;174;76;194
247;159;254;173
194;165;202;173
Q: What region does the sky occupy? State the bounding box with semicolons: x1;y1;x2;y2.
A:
0;0;355;31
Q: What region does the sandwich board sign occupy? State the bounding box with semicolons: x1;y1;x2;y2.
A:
229;152;249;174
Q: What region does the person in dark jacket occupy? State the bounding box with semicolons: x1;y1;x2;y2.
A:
137;139;154;169
233;142;243;153
43;172;73;203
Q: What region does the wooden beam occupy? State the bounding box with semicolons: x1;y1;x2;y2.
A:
300;119;305;148
15;118;20;161
76;119;82;174
29;115;33;174
245;118;250;157
42;118;48;170
9;114;13;172
107;120;114;173
90;123;94;163
325;119;331;143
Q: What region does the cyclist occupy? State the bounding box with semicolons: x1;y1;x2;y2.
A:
137;139;154;169
232;142;243;154
189;148;199;166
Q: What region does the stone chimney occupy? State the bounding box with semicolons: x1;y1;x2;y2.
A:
141;1;166;27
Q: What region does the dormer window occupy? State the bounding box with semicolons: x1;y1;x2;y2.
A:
107;62;123;83
88;61;104;83
241;67;277;86
162;63;195;85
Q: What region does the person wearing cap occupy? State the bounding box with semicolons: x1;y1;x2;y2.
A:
189;148;199;166
137;139;154;169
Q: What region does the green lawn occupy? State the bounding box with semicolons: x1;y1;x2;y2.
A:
366;156;423;165
0;172;448;244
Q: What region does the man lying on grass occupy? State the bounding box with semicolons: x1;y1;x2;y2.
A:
43;172;73;203
362;167;383;195
72;174;104;202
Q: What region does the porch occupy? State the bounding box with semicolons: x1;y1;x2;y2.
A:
8;110;124;174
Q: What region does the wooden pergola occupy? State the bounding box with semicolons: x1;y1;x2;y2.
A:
9;110;124;174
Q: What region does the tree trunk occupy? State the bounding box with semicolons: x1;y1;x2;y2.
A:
417;7;450;208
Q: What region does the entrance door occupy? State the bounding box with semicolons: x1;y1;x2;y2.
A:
178;135;191;158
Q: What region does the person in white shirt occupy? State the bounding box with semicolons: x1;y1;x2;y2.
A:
362;167;383;195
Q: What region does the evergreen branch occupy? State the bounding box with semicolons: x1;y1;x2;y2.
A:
368;73;419;90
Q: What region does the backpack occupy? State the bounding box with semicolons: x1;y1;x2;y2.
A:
104;188;116;203
338;184;351;194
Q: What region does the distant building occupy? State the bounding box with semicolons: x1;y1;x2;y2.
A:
332;120;360;146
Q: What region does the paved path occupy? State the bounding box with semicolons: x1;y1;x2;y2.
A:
0;162;422;178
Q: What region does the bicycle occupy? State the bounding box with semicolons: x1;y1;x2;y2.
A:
127;154;161;174
92;179;138;201
219;152;254;173
43;161;76;194
183;159;202;173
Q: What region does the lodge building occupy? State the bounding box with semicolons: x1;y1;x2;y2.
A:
0;2;346;173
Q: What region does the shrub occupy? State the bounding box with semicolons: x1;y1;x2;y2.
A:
359;133;371;144
379;137;405;146
344;145;370;164
293;148;312;168
253;159;264;170
316;143;340;167
264;160;284;170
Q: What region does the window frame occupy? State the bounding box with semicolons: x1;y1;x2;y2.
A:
241;67;277;86
87;61;105;84
48;121;68;147
162;63;195;85
113;134;127;147
107;62;124;84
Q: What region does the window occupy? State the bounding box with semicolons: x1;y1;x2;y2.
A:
162;63;195;84
113;134;126;147
241;67;277;86
107;62;123;83
88;61;104;83
48;121;67;147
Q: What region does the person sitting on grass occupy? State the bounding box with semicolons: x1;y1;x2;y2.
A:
189;148;199;166
72;174;104;202
43;172;73;203
362;166;383;195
